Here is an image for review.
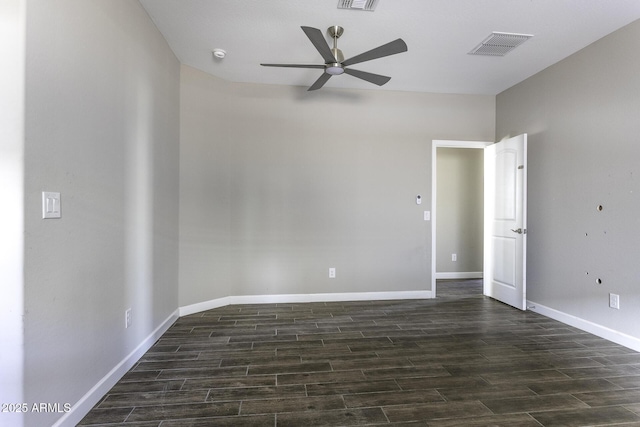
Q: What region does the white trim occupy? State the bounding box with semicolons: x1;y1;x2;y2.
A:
180;291;433;317
435;272;483;280
179;296;235;316
527;300;640;353
53;309;180;427
433;140;492;149
431;140;492;297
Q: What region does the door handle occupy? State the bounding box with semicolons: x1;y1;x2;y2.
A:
511;228;523;234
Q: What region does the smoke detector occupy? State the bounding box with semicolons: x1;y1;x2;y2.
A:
469;32;533;56
212;48;227;59
337;0;379;11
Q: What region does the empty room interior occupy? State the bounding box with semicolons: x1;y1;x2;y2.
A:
3;1;640;426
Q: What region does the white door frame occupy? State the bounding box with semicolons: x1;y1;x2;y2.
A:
431;140;492;297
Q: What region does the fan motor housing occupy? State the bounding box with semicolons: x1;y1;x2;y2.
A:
331;48;345;63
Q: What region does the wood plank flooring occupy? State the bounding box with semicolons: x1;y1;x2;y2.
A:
79;280;640;426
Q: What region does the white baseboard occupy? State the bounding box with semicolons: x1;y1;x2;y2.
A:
435;272;483;280
53;309;179;427
179;290;434;317
527;300;640;353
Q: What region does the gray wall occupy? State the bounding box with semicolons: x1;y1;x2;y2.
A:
436;148;483;275
496;20;640;340
179;65;495;307
1;1;26;424
21;1;180;425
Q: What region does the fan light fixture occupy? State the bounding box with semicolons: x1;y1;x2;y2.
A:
326;64;344;75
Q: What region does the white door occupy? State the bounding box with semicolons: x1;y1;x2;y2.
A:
484;134;527;310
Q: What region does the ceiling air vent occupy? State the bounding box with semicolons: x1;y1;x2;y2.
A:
337;0;379;11
469;32;533;56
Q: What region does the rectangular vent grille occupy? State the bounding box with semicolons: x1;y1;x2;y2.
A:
337;0;379;11
469;32;533;56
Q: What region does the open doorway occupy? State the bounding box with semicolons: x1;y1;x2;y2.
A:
437;278;483;298
431;140;491;297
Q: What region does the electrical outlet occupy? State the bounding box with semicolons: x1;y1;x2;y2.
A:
125;308;132;328
329;268;336;279
452;254;457;262
609;293;620;310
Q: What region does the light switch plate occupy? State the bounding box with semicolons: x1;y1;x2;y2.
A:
42;191;61;219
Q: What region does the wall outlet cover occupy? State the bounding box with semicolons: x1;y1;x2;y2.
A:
609;293;620;310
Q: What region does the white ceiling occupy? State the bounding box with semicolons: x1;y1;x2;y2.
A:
139;0;640;95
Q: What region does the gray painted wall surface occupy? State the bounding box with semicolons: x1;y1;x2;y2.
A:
179;66;495;306
1;1;26;425
496;20;640;340
436;148;483;274
22;1;180;425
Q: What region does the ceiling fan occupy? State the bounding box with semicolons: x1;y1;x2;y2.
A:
261;26;408;91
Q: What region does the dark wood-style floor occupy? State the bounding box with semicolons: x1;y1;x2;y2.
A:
79;280;640;426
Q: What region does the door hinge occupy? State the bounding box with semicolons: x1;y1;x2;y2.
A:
518;165;524;170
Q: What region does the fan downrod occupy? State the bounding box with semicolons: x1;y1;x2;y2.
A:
327;26;345;63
